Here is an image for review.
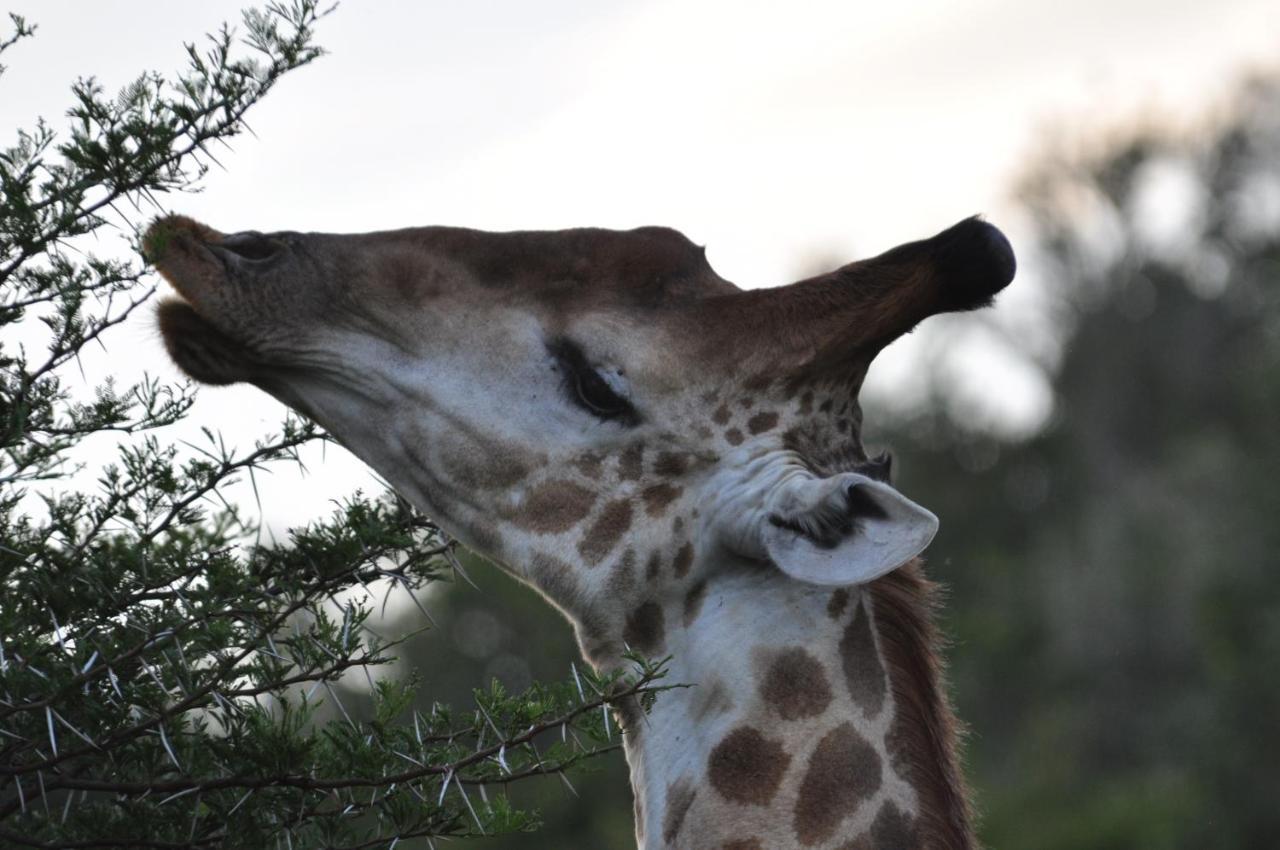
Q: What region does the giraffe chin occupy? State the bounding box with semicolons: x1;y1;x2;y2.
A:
156;297;259;386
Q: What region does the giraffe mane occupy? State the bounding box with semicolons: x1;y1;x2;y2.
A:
870;559;977;850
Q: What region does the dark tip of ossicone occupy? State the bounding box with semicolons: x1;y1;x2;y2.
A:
928;216;1017;311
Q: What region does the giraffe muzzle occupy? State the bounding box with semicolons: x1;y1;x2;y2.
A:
147;216;295;386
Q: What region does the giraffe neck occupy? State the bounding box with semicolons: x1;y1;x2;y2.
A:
621;559;974;850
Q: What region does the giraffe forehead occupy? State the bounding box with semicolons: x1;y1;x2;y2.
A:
410;224;729;302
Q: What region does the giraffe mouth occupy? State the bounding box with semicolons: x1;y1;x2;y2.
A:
146;216;265;386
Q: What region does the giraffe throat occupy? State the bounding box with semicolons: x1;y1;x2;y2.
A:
622;561;972;850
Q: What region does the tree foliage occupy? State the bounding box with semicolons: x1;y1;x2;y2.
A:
0;6;663;848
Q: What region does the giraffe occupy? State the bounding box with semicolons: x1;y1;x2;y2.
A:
147;213;1015;849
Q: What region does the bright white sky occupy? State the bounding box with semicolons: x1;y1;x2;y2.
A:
4;0;1276;531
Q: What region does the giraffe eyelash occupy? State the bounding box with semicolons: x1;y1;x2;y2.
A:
547;338;641;426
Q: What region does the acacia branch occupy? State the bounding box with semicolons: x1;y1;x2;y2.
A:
23;672;654;799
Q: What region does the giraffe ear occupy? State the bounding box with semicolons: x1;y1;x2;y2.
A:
761;473;938;586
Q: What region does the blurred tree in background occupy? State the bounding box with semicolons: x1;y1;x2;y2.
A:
876;75;1280;850
0;6;660;847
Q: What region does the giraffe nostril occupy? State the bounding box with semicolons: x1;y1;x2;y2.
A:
214;232;283;263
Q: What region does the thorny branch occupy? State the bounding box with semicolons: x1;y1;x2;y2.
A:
2;2;669;847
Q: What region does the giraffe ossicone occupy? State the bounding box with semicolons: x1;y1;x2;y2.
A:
149;214;1015;849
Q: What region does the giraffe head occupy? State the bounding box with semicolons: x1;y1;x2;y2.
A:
147;215;1014;666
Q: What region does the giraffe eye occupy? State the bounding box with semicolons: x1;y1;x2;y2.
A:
572;368;631;418
549;338;639;425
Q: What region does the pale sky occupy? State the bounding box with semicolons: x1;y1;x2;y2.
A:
4;0;1276;531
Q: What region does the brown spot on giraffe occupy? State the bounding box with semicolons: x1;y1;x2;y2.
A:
683;578;708;626
747;410;779;434
662;778;697;844
759;647;833;721
653;451;688;477
712;403;731;425
645;551;663;580
792;723;882;845
578;498;633;565
721;840;763;850
623;601;665;655
436;430;532;490
724;427;744;446
571;451;604;476
885;698;913;779
619;442;644;480
606;548;637;596
641;482;683;517
530;553;593;632
512;479;596;533
870;801;919;850
799;390;814;415
840;600;887;716
707;726;791;806
739;396;755;409
827;587;851;619
456;522;502;558
672;541;694;577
